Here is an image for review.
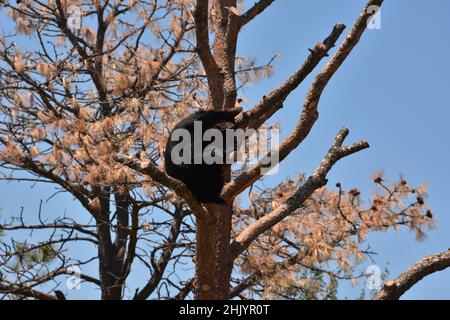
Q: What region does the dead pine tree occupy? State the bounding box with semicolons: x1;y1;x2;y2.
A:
0;0;443;300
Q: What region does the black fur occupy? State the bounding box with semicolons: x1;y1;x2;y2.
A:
164;109;241;204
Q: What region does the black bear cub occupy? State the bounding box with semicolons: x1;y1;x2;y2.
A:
164;108;242;204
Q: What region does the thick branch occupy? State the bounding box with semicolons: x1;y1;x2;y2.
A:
194;0;223;107
225;0;383;199
229;128;369;261
221;2;240;110
117;157;208;219
235;23;346;131
112;192;130;289
0;284;57;300
173;279;194;300
117;204;139;287
210;0;239;110
229;272;261;298
239;0;276;27
374;249;450;300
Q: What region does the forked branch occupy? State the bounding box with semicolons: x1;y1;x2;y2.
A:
229;127;369;260
224;0;383;200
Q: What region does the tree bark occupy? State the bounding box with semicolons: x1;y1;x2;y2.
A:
194;203;233;300
94;188;125;300
374;249;450;300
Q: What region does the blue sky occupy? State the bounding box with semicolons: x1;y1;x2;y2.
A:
1;0;450;299
236;0;450;299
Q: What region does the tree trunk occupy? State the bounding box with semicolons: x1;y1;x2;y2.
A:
194;203;233;300
94;188;124;300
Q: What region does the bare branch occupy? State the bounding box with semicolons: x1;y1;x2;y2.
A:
229;128;370;261
134;208;184;300
0;284;57;300
173;279;194;300
374;249;450;300
239;0;276;28
220;1;240;110
235;23;346;131
194;0;223;107
117;157;209;219
225;0;383;199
